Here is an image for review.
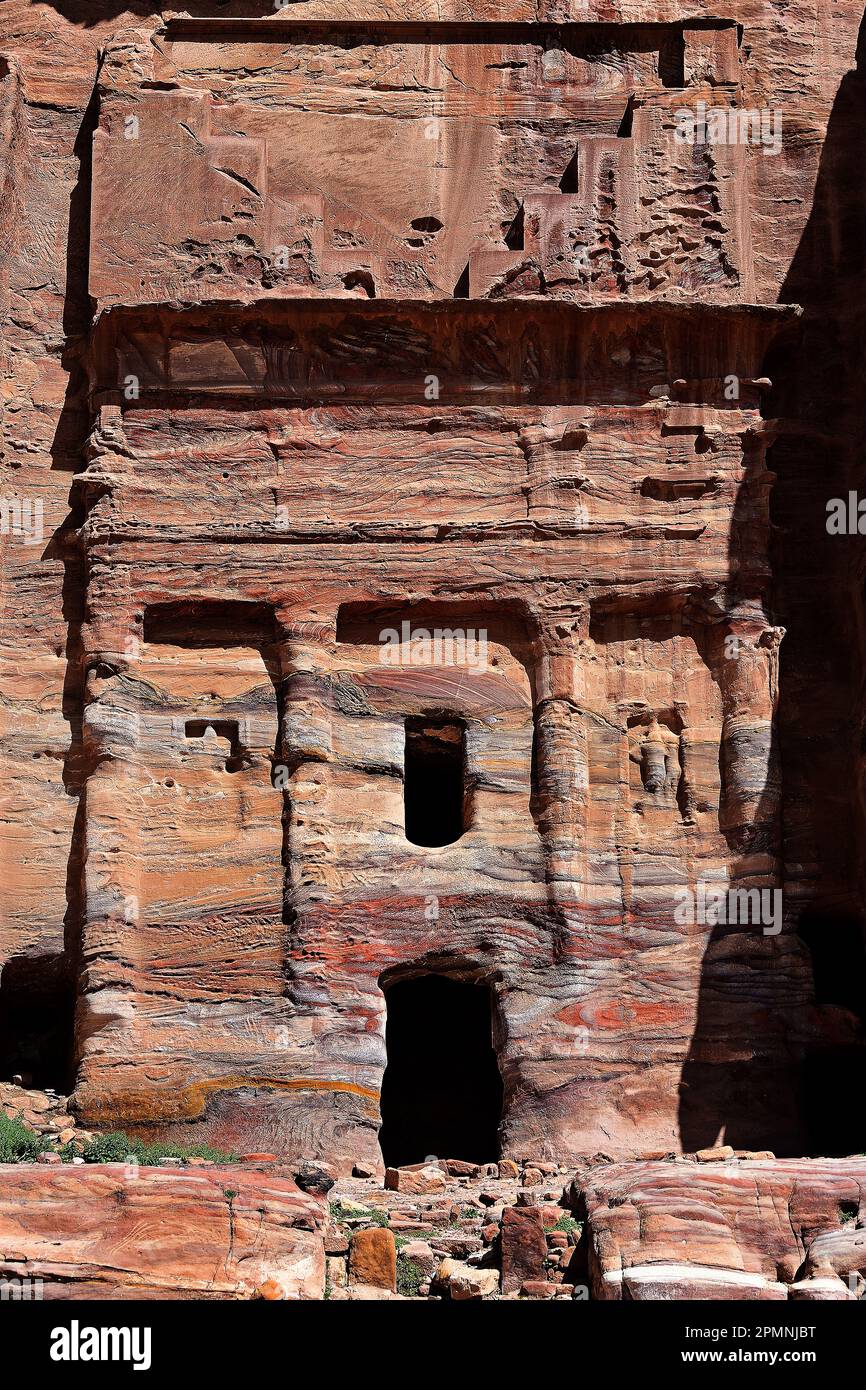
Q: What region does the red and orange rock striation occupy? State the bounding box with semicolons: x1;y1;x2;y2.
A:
576;1157;866;1300
0;1160;326;1299
1;0;866;1300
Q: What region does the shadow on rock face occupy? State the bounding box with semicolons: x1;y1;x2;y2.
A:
679;13;866;1158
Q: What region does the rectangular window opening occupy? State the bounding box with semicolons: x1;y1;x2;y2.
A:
404;716;466;848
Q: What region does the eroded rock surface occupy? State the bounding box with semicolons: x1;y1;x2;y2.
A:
1;0;866;1301
577;1158;866;1301
0;1162;326;1299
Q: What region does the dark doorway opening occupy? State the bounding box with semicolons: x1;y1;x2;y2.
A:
801;1046;866;1156
379;975;502;1167
797;910;866;1017
0;953;75;1093
796;910;866;1155
404;717;466;848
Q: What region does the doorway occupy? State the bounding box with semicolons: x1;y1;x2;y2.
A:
379;974;502;1167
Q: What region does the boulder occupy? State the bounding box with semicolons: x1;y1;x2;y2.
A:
349;1227;397;1291
435;1258;498;1300
384;1164;447;1195
0;1164;325;1298
520;1279;560;1298
501;1205;548;1293
399;1240;437;1276
293;1160;337;1196
580;1157;866;1301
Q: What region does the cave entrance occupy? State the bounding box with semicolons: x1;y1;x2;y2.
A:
378;974;502;1168
403;716;466;848
0;953;75;1094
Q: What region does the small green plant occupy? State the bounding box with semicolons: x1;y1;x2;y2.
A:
0;1111;50;1163
331;1200;389;1229
839;1203;858;1224
396;1258;426;1297
79;1131;133;1163
552;1214;583;1236
80;1130;237;1166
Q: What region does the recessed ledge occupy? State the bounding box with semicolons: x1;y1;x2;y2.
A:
89;298;801;410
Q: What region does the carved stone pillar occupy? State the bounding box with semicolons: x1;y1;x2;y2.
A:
713;608;785;851
534;609;590;899
522;423;589;527
270;609;381;1169
274;610;336;915
73;601;144;1122
274;614;335;768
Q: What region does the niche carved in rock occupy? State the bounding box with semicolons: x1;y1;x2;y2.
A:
626;707;687;817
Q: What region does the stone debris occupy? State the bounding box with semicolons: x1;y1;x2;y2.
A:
0;1083;93;1157
2;1098;865;1302
328;1157;582;1300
